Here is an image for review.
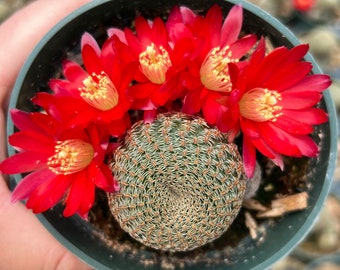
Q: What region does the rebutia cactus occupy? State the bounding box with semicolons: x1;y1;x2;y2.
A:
108;113;246;251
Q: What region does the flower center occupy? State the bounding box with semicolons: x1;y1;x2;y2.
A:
239;88;283;122
79;72;119;111
139;43;172;84
47;139;94;175
200;46;238;92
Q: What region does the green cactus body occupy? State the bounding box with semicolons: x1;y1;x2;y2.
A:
108;113;246;251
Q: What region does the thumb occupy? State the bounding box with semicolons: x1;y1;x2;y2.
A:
0;0;91;107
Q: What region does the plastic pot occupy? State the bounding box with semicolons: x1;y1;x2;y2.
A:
6;0;337;269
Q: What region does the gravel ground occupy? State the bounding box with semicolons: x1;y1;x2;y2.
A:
1;0;340;269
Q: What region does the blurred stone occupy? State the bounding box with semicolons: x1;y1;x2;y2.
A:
247;0;281;17
313;263;340;270
308;0;340;22
0;1;11;21
301;27;339;61
329;81;340;108
247;0;296;19
296;196;340;257
0;0;33;22
305;254;340;270
271;256;306;270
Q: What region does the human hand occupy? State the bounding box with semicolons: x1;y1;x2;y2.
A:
0;1;93;269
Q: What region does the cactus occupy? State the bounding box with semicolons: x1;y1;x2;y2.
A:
108;113;246;251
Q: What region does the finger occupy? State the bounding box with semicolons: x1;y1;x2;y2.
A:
0;176;92;270
0;0;91;108
0;1;93;269
0;111;6;161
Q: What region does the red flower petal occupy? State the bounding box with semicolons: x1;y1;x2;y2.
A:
9;131;54;153
258;123;300;156
63;170;95;218
251;137;276;159
107;28;127;43
131;98;157;111
26;174;72;213
247;47;288;86
182;88;202;115
135;16;153;42
0;151;49;174
81;32;101;57
265;62;312;91
229;34;258;59
99;101;130;122
216;110;239;139
141;110;156;124
62;60;88;83
127;82;157;100
240;118;260;139
280;91;322;109
260;123;318;157
29;112;60;136
106;117;130;137
281;108;328;125
88;162;113;191
124;27;142;55
273;115;314;135
82;43;103;75
152;83;173;106
166;6;196;42
11;168;56;202
221;4;243;46
284;44;309;63
293;135;319;157
10;109;46;133
241;120;279;160
242;135;257;178
76;179;95;219
203;5;223;47
202;92;224;125
33;92;86;124
150;17;169;46
251;137;284;170
48;79;77;96
247;37;266;68
66;108;99;128
283;74;332;93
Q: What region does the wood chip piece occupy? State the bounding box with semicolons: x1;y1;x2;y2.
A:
257;192;308;218
243;199;268;212
245;211;258;240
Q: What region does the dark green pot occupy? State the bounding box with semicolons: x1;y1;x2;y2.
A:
7;0;337;269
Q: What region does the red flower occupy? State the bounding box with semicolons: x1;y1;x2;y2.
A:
174;4;258;126
166;5;197;42
108;15;193;122
293;0;316;12
0;109;118;218
33;32;133;137
1;3;332;219
220;38;331;177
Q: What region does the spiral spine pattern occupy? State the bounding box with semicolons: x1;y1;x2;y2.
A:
108;113;246;251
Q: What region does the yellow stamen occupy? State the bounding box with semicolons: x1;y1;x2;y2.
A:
200;46;238;92
47;139;94;175
139;43;172;84
239;88;283;122
79;72;119;111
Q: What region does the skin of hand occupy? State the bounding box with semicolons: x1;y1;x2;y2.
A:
0;1;94;269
